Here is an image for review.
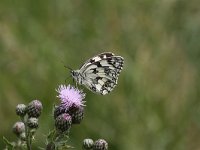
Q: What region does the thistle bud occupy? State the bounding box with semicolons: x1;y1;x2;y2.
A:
71;106;84;124
19;132;26;141
55;113;72;132
12;122;25;136
54;105;69;119
27;100;42;118
27;117;39;129
93;139;108;150
16;104;27;117
82;138;94;150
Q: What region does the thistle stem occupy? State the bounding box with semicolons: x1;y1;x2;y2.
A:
22;117;32;150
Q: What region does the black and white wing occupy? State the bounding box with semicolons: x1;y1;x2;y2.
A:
79;52;124;95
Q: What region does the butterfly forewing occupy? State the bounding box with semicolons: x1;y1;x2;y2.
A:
79;52;114;69
72;52;124;95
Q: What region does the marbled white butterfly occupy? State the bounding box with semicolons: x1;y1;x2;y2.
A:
70;52;124;95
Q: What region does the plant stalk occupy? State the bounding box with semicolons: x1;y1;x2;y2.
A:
22;117;32;150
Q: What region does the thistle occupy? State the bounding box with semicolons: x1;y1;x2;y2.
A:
82;138;94;150
16;104;27;117
93;139;108;150
27;100;43;118
56;84;86;108
3;100;43;150
4;84;109;150
12;122;25;137
46;84;86;149
55;84;86;126
55;113;72;132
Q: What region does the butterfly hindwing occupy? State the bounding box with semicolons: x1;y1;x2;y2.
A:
83;75;117;95
81;54;123;95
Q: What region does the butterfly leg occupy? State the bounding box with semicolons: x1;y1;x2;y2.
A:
72;78;78;88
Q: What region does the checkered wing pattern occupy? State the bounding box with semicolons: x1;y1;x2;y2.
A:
72;52;124;95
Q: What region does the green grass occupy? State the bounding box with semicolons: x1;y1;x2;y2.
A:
0;0;200;149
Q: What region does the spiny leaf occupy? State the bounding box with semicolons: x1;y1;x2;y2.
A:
2;136;15;148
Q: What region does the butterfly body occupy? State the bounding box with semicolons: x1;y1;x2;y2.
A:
70;52;124;95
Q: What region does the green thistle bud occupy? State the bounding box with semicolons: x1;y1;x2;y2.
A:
27;117;39;129
93;139;108;150
16;104;27;117
71;106;84;124
12;122;25;136
19;132;26;141
54;105;69;119
82;138;94;150
55;113;72;132
27;100;42;118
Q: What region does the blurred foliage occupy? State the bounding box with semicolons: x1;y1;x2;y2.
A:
0;0;200;149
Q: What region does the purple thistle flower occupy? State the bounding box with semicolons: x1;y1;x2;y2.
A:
56;84;86;109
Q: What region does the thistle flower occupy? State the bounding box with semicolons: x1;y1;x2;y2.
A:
93;139;108;150
56;84;85;109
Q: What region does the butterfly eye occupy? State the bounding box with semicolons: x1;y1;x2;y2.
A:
71;71;78;77
71;71;75;76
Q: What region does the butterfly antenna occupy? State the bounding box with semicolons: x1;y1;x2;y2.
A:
64;65;72;71
60;60;73;71
58;59;74;83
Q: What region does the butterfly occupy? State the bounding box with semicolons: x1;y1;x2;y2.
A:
69;52;124;95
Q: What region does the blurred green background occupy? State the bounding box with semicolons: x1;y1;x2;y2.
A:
1;0;200;149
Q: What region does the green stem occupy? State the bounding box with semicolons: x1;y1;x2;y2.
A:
21;117;32;150
26;124;32;150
